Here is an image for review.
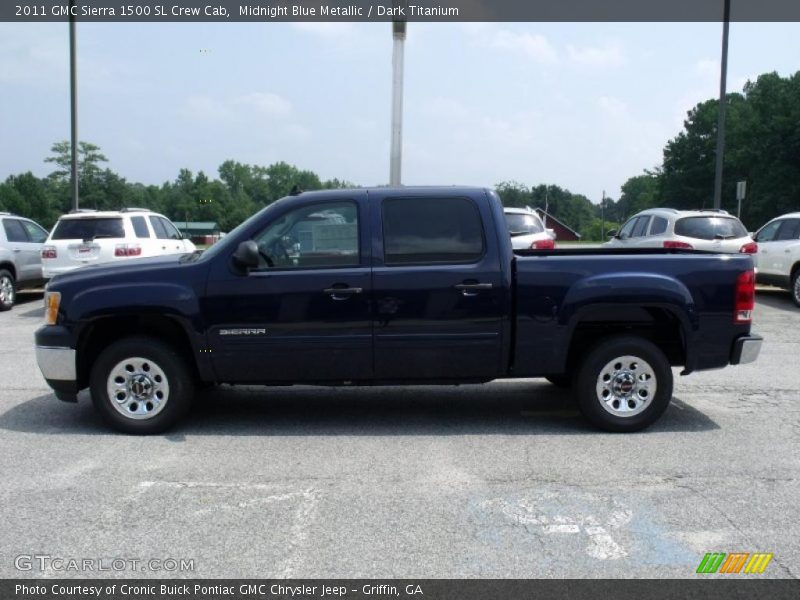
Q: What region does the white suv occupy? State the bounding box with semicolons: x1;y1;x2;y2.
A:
753;212;800;306
605;208;756;254
42;209;196;278
503;207;556;250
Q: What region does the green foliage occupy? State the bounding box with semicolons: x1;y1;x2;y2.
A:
494;181;611;241
45;140;109;184
622;71;800;230
2;142;354;233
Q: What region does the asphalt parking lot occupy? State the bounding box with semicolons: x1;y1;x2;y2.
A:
0;289;797;579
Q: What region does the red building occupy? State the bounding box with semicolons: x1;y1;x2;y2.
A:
534;208;582;241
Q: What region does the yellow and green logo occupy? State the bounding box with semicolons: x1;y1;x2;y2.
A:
696;552;773;574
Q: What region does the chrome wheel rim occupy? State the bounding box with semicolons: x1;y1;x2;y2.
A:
793;275;800;304
595;355;656;418
0;276;14;305
106;357;170;420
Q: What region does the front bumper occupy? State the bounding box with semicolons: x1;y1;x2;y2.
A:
35;346;76;381
35;325;79;402
730;334;763;365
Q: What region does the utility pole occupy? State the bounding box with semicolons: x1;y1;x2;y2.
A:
713;0;731;209
389;12;406;187
543;186;549;227
69;0;79;211
601;190;606;239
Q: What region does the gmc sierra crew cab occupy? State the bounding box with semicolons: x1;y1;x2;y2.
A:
34;187;763;434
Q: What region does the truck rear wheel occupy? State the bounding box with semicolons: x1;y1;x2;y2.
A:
791;269;800;307
575;336;672;432
90;336;194;434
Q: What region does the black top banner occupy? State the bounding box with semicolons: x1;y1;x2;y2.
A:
4;0;800;22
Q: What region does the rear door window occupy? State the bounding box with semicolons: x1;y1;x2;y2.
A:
130;216;151;238
51;218;125;240
775;218;800;241
382;197;485;265
675;216;747;240
3;219;29;242
649;216;668;236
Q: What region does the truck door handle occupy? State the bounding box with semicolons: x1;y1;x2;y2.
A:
455;282;493;296
13;248;21;253
785;249;792;253
323;286;363;300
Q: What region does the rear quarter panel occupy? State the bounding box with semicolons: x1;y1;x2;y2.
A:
512;251;754;376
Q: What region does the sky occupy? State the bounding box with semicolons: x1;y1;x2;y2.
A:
1;21;799;201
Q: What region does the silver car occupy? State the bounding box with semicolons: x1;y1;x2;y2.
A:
504;207;556;250
0;212;49;310
605;208;756;254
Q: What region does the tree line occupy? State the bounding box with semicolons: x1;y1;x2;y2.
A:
2;70;798;240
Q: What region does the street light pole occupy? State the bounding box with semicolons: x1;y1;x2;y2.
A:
389;15;406;187
713;0;731;209
69;0;79;211
601;190;606;239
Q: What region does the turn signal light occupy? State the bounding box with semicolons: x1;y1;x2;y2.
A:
44;291;61;325
739;242;758;254
114;244;142;257
663;240;694;249
531;239;556;250
41;246;57;259
734;270;755;324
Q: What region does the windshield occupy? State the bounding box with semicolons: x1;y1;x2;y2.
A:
51;218;125;240
504;212;544;235
674;216;748;240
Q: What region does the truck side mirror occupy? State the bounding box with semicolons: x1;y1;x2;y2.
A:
232;240;260;270
546;228;556;239
606;229;618;238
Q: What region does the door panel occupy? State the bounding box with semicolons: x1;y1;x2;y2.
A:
371;192;506;381
4;219;42;283
204;195;373;383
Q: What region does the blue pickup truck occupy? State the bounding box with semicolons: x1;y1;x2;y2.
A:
35;187;762;434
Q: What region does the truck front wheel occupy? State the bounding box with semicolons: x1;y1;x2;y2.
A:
575;336;673;432
90;336;194;434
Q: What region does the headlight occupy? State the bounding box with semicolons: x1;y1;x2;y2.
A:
44;291;61;325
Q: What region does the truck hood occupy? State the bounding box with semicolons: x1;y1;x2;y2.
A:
47;253;196;288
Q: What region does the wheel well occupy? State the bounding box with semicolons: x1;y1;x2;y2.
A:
76;314;198;388
0;262;16;279
565;307;685;372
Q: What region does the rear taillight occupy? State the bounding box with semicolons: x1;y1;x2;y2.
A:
663;240;694;249
41;246;57;259
531;239;556;250
739;241;758;254
114;244;142;257
734;270;755;324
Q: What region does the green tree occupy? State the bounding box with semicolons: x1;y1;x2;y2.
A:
617;173;660;221
45;140;109;184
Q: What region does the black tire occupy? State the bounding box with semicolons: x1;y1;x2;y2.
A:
90;336;194;434
574;335;673;433
791;269;800;308
545;374;572;388
0;269;16;311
